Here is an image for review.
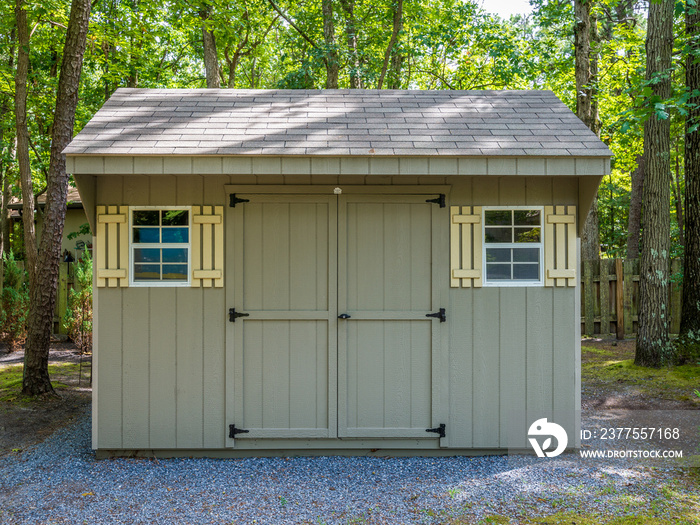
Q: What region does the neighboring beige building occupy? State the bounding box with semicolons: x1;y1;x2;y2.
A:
65;89;610;457
8;187;92;258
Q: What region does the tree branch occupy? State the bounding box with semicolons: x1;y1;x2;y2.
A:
266;0;319;52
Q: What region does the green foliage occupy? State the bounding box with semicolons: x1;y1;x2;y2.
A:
62;251;92;355
66;222;91;241
0;0;694;272
0;252;29;351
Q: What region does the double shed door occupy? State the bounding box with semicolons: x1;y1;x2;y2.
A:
227;191;445;445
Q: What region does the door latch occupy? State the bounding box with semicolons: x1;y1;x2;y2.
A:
426;308;446;323
338;313;351;319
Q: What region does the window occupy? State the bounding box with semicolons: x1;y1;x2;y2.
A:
483;207;543;286
130;207;191;286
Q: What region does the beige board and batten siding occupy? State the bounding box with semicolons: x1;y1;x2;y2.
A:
89;172;579;452
92;174;228;450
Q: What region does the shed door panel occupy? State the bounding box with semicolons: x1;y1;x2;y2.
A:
230;196;336;440
338;196;436;439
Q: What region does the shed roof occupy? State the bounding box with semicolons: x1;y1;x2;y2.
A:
64;89;612;158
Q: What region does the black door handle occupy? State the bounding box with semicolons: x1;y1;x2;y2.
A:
338;313;351;319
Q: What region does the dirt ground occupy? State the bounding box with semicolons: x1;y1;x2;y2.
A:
0;342;91;456
581;337;700;410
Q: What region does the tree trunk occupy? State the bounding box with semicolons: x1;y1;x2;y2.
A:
580;197;600;259
626;155;644;260
22;0;92;396
200;4;220;88
0;28;14;257
1;172;10;257
679;0;700;345
635;0;673;368
322;0;339;89
574;0;601;259
15;0;38;292
340;0;360;88
377;0;403;89
672;152;684;249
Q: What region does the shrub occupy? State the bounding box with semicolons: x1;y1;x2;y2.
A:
63;251;92;355
1;251;29;351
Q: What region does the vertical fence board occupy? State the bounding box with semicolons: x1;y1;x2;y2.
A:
615;258;624;339
583;260;595;335
599;259;610;335
623;259;635;336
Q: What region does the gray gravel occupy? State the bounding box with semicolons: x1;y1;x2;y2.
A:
0;409;693;524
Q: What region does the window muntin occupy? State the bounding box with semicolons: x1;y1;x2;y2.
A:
483;207;543;286
130;208;191;286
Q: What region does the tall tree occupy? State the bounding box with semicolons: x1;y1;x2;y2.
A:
635;0;673;368
340;0;360;88
679;0;700;352
0;27;14;256
322;0;339;88
22;0;92;395
574;0;601;260
378;0;403;89
200;2;220;88
15;0;37;292
626;156;644;260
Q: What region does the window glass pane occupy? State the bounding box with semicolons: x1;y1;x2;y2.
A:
162;264;188;280
162;227;189;243
486;264;511;280
485;210;512;226
133;227;160;243
162;210;189;226
486;248;511;263
133;210;160;226
514;210;540;226
515;227;540;243
513;263;539;280
485;227;512;243
162;248;188;263
134;248;160;263
513;247;539;263
134;264;160;281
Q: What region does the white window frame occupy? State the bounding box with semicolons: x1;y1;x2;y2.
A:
482;205;544;287
129;206;192;287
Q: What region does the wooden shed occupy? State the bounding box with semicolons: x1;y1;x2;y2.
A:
65;88;610;457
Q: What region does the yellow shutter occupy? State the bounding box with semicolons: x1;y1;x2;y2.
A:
95;205;129;288
450;206;482;288
544;205;577;287
191;205;224;288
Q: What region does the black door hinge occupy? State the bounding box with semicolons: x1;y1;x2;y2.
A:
425;194;445;208
426;308;446;323
229;424;249;438
426;424;446;438
230;194;250;207
229;308;249;322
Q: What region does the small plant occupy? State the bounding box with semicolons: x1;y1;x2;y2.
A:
63;251;92;383
1;251;29;351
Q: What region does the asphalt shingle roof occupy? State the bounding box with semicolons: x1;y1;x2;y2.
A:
64;88;612;157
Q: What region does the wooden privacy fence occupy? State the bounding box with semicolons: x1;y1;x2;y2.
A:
1;261;77;336
581;258;683;338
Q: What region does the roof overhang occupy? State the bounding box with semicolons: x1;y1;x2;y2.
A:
66;154;610;178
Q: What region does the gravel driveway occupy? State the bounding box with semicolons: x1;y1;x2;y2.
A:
0;408;694;524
